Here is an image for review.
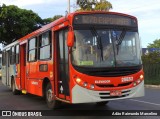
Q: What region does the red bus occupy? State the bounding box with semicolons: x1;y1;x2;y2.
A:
1;11;144;109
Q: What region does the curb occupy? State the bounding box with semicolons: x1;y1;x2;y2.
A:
145;85;160;89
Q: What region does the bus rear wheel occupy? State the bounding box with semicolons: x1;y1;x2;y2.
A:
96;101;109;106
11;79;20;95
46;83;61;109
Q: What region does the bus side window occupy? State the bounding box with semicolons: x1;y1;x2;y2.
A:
2;51;6;66
38;31;51;60
15;45;20;64
28;37;37;62
10;46;15;65
0;56;1;68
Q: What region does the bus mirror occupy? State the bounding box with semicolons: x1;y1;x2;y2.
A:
67;31;74;47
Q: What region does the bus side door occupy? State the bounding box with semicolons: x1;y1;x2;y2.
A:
26;37;39;94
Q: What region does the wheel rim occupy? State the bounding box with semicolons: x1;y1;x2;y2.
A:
47;89;53;102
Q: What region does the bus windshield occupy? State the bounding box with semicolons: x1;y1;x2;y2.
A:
71;29;142;68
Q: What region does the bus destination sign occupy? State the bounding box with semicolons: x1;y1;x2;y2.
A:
74;14;137;27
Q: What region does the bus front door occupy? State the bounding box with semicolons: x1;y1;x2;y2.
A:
55;28;70;100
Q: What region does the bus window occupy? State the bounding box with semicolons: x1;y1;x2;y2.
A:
39;31;51;60
28;38;37;62
10;46;15;65
15;45;20;64
0;57;1;65
2;51;6;66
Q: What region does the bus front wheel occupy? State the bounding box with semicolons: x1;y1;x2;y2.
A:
46;83;61;109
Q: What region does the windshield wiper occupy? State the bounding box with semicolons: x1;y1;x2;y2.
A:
116;30;126;45
90;27;104;61
116;29;126;55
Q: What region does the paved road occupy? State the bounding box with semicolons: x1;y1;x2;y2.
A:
0;80;160;119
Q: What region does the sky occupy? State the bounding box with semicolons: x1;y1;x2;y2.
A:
0;0;160;48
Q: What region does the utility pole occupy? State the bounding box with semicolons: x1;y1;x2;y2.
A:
68;0;71;13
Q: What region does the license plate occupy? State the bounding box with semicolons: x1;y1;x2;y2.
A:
110;90;122;96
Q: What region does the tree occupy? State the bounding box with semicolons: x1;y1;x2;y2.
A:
95;0;112;11
76;0;112;11
43;15;63;25
142;38;160;64
77;0;96;11
142;51;160;63
0;4;43;45
147;39;160;48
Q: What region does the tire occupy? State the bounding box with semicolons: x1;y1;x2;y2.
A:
45;83;61;109
96;101;109;106
11;79;20;95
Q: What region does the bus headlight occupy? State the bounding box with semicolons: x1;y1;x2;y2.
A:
75;77;95;90
133;78;142;87
83;82;88;87
76;78;82;84
137;79;141;84
133;82;137;86
90;84;95;89
140;75;144;80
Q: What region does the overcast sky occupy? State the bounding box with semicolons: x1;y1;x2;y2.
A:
1;0;160;48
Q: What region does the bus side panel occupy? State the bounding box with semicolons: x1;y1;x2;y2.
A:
26;61;39;93
15;64;21;90
2;65;7;86
1;51;7;86
26;61;53;96
27;78;43;96
9;64;16;88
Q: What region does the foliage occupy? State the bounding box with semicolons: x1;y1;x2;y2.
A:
77;0;95;11
95;0;112;11
147;39;160;48
142;51;160;64
77;0;112;11
0;4;63;45
43;15;63;25
0;4;43;45
143;63;160;85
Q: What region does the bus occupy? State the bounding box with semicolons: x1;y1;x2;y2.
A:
1;11;144;109
0;51;2;78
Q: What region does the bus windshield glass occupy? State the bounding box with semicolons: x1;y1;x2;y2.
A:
71;29;142;68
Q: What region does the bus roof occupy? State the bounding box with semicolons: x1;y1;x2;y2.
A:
3;11;137;50
19;11;137;41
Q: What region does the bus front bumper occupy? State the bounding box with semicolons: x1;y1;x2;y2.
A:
72;80;144;103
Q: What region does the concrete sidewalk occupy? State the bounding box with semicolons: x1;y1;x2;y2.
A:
145;85;160;89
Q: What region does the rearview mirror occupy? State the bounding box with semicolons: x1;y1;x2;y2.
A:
67;31;74;47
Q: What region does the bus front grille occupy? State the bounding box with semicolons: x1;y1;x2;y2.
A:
96;82;132;88
74;65;142;77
